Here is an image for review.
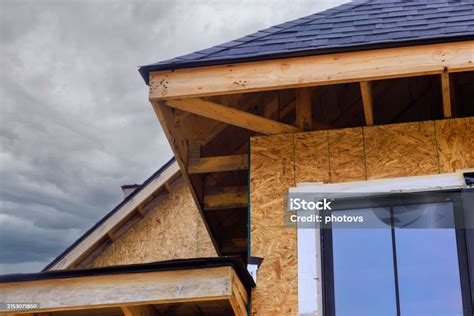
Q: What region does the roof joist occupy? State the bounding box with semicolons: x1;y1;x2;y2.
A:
149;41;474;100
165;98;301;135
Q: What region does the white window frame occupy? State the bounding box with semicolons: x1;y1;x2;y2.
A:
291;170;472;316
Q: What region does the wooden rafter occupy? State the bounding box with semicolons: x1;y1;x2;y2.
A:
165;98;301;135
189;154;249;174
204;186;247;210
151;101;220;254
360;81;375;126
149;41;474;100
441;72;453;118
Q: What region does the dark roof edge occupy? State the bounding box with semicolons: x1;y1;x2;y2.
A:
4;257;255;293
138;34;474;85
42;156;176;272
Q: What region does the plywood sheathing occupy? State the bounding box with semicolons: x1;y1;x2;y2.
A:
436;117;474;173
88;177;216;268
365;121;438;179
249;134;298;315
250;117;473;315
328;127;366;182
294;131;330;183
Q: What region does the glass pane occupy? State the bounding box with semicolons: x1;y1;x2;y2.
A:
332;208;397;316
394;203;463;316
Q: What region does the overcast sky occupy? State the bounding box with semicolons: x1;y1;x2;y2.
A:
0;0;347;274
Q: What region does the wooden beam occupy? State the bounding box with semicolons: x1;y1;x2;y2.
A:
204;186;247;210
0;267;246;314
296;88;313;130
149;41;474;100
121;305;154;316
441;72;452;118
189;154;248;174
264;94;279;120
151;101;220;254
360;81;374;126
166;98;300;135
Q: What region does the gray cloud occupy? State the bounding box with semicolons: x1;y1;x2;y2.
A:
0;0;347;273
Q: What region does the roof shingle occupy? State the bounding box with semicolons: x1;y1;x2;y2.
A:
139;0;474;83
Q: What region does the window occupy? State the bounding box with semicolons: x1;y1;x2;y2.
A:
321;191;473;316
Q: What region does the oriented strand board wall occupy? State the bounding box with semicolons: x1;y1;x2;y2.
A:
250;117;473;315
88;177;217;268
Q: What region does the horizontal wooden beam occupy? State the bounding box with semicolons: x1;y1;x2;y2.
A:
166;98;301;135
149;41;474;100
204;186;247;210
0;267;246;315
189;154;248;174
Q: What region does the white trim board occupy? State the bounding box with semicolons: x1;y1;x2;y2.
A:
291;170;473;194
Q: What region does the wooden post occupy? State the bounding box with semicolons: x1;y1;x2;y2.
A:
296;88;313;131
360;81;374;126
441;72;452;118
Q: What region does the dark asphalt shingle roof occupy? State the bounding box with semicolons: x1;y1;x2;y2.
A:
139;0;474;83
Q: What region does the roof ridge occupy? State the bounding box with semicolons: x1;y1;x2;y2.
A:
188;0;367;62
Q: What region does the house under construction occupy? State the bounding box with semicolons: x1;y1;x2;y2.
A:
1;0;474;315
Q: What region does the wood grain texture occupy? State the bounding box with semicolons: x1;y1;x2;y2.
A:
149;41;474;100
329;127;366;182
250;226;296;260
436;117;474;173
294;131;330;183
88;178;216;268
364;121;438;179
166;98;301;135
0;267;234;313
251;258;298;315
250;134;295;228
441;72;452;118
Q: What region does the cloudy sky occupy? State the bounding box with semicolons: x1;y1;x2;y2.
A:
0;0;346;274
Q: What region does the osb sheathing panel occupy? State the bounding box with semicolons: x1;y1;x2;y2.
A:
250;117;473;315
251;258;298;315
364;121;439;179
88;177;216;268
294;131;330;183
250;134;295;229
436;117;474;173
250;226;296;260
250;134;298;315
329;127;366;182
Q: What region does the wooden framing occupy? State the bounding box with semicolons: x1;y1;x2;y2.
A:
441;72;453;118
150;101;221;255
149;41;474;100
0;266;248;316
360;81;374;126
47;160;181;270
204;186;248;210
121;305;154;316
166;98;301;135
296;88;313;131
189;154;248;174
